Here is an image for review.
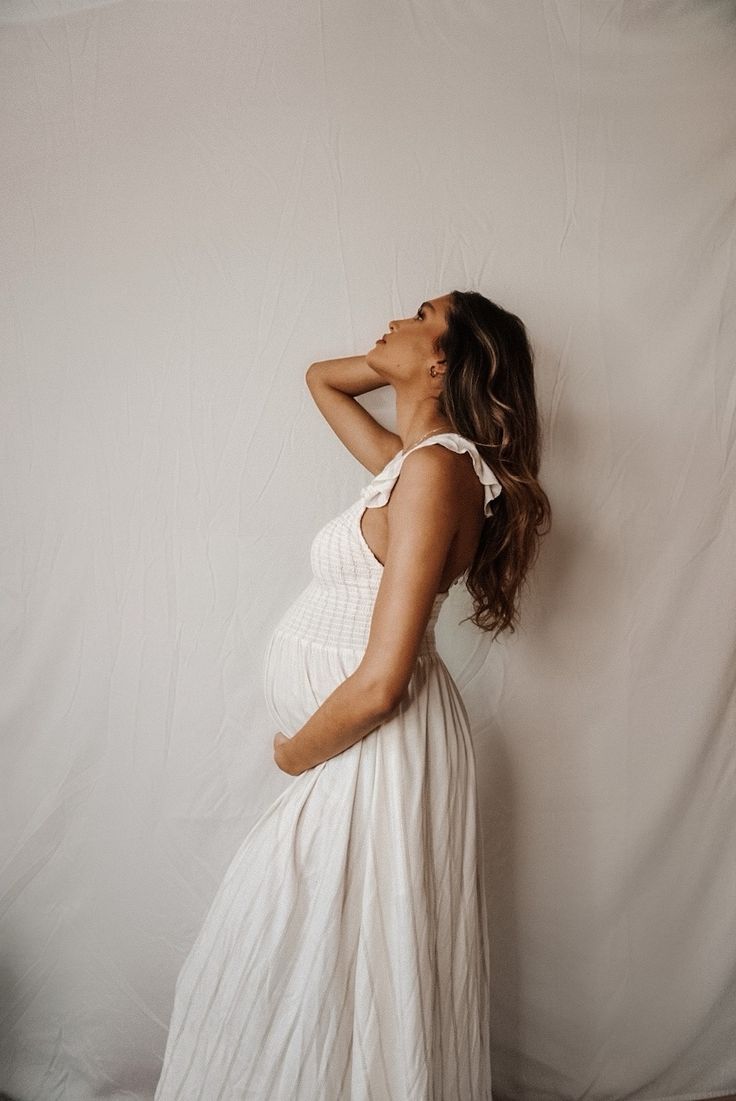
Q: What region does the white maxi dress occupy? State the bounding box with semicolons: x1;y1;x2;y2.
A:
154;432;502;1101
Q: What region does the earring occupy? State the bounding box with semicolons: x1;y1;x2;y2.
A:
429;366;437;377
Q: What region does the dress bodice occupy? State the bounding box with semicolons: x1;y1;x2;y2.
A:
269;433;502;656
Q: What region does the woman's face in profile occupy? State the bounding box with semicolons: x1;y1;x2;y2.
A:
367;293;451;379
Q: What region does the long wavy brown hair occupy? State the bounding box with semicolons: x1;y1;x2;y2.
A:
434;289;551;639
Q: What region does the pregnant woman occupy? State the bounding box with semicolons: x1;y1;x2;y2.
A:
154;289;551;1100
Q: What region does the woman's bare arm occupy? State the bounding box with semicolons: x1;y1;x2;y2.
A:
306;355;401;475
308;354;387;396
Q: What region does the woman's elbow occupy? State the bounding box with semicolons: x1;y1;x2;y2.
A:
355;671;407;718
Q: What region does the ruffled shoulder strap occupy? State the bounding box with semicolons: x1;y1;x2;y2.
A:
359;432;502;517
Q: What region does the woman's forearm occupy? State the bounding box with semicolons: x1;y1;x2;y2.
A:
307;354;387;397
276;672;395;775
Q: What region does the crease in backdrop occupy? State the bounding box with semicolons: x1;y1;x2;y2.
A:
1;0;735;1098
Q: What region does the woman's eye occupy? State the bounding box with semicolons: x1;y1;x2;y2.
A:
416;309;424;320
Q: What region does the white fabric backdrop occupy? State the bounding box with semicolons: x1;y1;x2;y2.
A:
2;1;735;1098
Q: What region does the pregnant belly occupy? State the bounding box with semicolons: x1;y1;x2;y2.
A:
262;629;363;737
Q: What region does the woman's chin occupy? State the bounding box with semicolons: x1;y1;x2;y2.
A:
366;350;387;373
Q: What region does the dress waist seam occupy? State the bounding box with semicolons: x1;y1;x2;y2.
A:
270;625;439;658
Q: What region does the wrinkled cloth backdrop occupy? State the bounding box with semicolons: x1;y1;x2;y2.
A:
1;1;735;1098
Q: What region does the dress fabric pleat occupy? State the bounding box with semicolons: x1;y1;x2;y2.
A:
154;433;501;1100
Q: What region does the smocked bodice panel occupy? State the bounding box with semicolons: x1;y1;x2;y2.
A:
269;434;502;658
271;499;448;656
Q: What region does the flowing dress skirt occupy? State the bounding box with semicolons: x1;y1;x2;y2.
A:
154;619;493;1100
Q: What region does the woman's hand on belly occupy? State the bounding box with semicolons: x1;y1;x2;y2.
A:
273;731;304;776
